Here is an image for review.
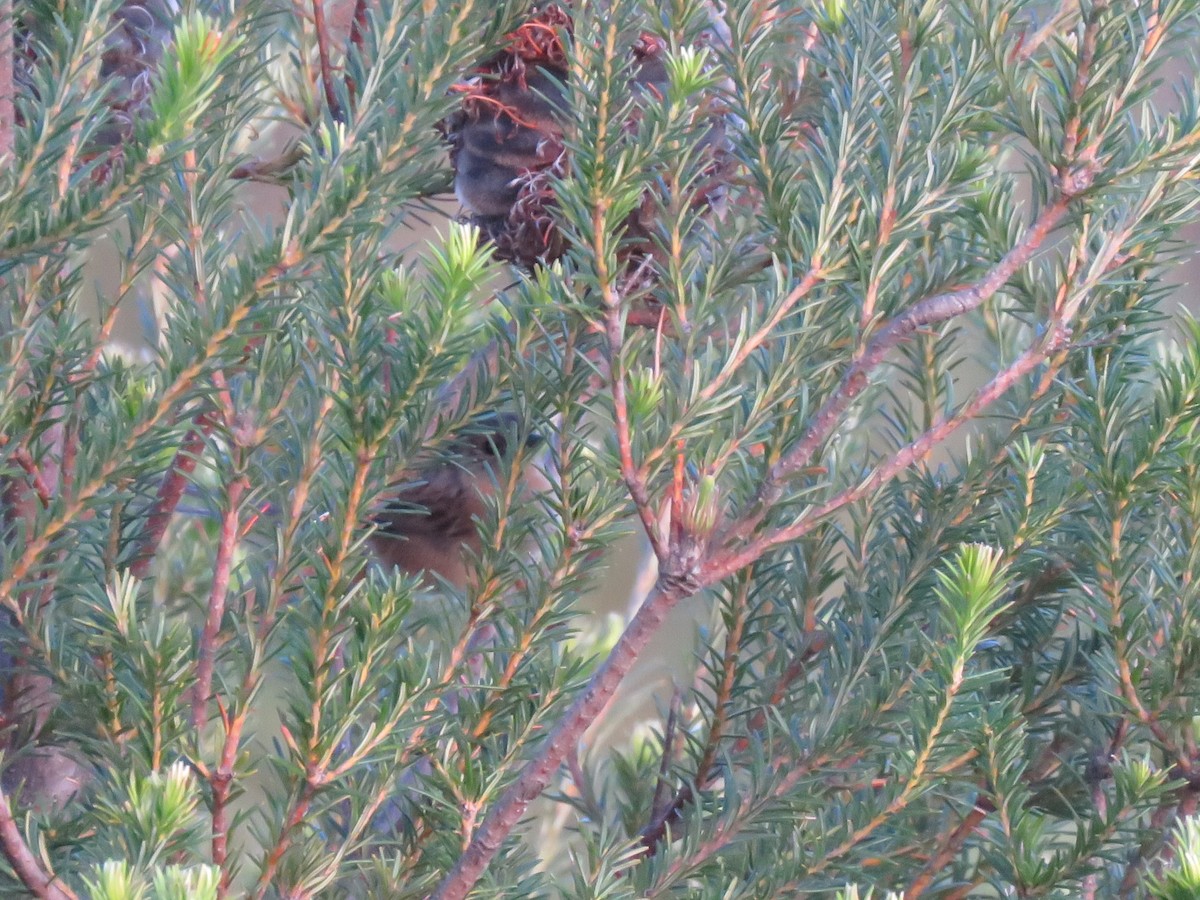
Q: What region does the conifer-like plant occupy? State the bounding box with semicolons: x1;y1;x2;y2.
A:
3;0;1200;896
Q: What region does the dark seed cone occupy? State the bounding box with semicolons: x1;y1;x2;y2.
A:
96;0;178;151
440;5;571;267
14;0;177;174
441;4;731;273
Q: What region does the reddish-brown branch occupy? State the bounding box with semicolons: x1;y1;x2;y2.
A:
131;414;217;578
708;323;1073;582
207;390;334;896
723;166;1095;548
253;780;320;899
3;445;51;509
904;799;993;898
431;582;689;900
345;0;371;104
210;701;247;898
0;781;75;899
1061;1;1105;164
312;0;344;123
0;0;13;163
730;637;828;757
190;472;246;731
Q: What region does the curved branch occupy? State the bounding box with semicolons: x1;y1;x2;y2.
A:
706;320;1072;582
0;782;75;900
431;580;688;900
723;164;1096;545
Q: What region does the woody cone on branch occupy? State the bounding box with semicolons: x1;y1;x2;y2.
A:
440;3;731;273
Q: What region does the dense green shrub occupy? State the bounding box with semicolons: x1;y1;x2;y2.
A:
3;0;1200;897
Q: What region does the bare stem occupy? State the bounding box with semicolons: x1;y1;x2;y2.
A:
190;471;246;731
131;414;217;579
312;0;344;123
431;581;689;900
725;166;1095;546
209;702;246;898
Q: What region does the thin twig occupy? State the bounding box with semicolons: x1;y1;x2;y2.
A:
604;260;669;563
254;779;321;898
1010;0;1079;63
637;638;832;859
639;573;749;854
648;687;684;825
3;445;51;509
345;0;371;105
724;165;1096;547
312;0;344;123
1061;0;1106;164
697;265;823;406
944;880;987;900
190;471;246;730
252;442;378;896
207;391;334;897
131;414;217;578
707;322;1074;581
647;751;836;895
208;700;242;897
903;799;993;898
431;582;690;900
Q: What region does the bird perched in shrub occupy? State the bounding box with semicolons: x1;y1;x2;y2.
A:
369;414;552;589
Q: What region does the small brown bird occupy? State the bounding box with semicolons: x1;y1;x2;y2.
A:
369;416;552;589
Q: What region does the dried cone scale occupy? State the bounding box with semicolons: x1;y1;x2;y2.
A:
15;0;177;174
441;4;729;270
96;0;179;151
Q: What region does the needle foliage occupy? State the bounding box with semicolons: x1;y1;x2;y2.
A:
3;0;1200;897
